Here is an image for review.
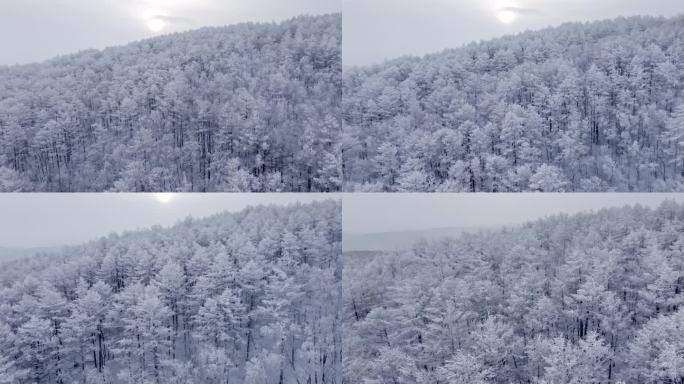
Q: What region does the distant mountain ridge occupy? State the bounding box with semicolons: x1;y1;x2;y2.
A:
344;227;486;251
0;246;63;264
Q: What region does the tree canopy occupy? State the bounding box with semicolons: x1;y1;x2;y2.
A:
344;201;684;383
343;15;684;192
0;14;341;192
0;200;341;384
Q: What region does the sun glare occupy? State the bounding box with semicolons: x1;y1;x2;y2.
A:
154;193;174;203
496;9;518;24
147;17;166;32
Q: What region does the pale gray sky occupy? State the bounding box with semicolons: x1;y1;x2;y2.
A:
0;0;341;65
344;0;683;66
343;194;684;234
0;194;338;248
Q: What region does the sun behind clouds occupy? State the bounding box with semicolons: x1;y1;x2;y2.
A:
146;17;166;32
139;0;195;33
493;0;522;24
496;8;518;24
154;193;174;204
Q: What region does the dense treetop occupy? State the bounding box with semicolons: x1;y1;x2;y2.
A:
0;200;342;384
0;14;341;192
344;201;684;383
343;15;684;191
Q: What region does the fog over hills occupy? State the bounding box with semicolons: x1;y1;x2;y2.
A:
0;246;64;264
344;226;489;252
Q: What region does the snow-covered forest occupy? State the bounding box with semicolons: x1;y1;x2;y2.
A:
344;201;684;383
0;200;341;384
343;15;684;192
0;14;341;192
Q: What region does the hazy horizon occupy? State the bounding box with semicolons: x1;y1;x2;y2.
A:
344;227;492;252
0;194;337;249
344;225;492;236
343;194;684;235
343;0;683;66
0;0;341;65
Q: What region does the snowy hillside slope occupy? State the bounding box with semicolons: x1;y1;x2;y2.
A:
344;201;684;383
343;15;684;192
0;14;341;192
0;201;341;383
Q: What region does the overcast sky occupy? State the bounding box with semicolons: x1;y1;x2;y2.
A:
0;194;337;249
0;0;341;66
343;194;684;234
344;0;683;66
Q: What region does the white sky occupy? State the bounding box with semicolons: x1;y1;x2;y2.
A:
343;194;684;234
344;0;683;66
0;0;341;65
2;193;681;247
0;194;338;248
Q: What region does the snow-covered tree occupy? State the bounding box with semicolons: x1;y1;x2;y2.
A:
0;201;341;383
0;14;341;192
345;201;684;383
343;15;684;192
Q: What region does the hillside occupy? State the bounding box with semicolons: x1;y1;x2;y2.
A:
343;15;684;192
344;201;684;383
0;14;341;192
0;201;342;384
